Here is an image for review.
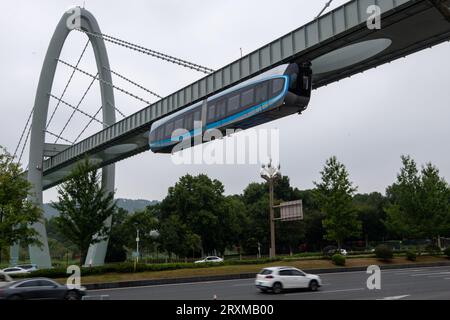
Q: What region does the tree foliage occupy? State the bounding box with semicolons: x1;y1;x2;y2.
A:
51;158;116;265
385;155;450;239
314;156;361;248
0;147;42;264
159;174;240;256
353;192;388;243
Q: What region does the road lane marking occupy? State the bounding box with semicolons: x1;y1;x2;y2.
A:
319;266;450;277
393;270;425;275
284;288;365;296
319;288;365;294
411;272;450;277
426;272;450;278
89;278;254;292
377;295;410;300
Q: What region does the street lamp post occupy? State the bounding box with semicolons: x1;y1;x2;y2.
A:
136;229;140;263
260;159;281;258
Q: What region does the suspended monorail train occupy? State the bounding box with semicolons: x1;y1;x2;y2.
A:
149;62;312;153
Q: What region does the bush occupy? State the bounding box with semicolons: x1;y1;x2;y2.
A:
375;244;393;261
405;250;417;261
331;254;346;266
444;247;450;258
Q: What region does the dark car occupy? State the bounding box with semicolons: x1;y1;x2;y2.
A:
0;278;86;300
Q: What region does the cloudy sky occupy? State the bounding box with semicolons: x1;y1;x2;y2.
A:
1;0;449;203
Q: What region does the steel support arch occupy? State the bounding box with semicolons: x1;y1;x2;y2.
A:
19;7;116;268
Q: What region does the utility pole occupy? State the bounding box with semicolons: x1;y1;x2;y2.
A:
260;159;281;258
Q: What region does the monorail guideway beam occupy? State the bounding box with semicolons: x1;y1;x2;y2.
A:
15;8;117;268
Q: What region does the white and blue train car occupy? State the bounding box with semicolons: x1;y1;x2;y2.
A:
149;62;312;153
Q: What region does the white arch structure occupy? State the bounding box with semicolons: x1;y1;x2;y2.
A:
12;7;116;268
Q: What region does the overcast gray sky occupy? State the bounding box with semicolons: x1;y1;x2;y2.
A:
1;0;449;203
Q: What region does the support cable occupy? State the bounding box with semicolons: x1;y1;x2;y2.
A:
105;67;162;99
73;105;103;144
54;73;98;144
315;0;334;19
76;29;214;74
13;107;34;159
46;40;90;129
57;59;149;109
18;123;33;165
48;93;106;126
45;130;74;144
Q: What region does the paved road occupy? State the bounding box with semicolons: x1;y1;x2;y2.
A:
88;266;450;300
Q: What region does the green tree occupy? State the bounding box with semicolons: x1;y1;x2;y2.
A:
241;182;269;254
314;156;361;249
159;214;197;258
304;211;327;251
0;147;42;264
419;164;450;239
46;217;79;262
51;158;116;265
118;206;159;258
185;233;202;259
385;156;450;240
105;208;129;263
385;155;421;238
353;192;388;245
159;174;238;256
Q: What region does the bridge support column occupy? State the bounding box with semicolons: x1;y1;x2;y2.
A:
84;164;115;266
9;244;20;266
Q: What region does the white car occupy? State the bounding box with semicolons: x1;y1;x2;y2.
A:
0;267;30;276
194;256;224;264
255;267;322;294
15;264;39;272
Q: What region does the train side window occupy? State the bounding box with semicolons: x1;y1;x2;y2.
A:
216;99;227;119
194;110;202;122
185;113;193;131
165;122;174;138
208;104;216;121
241;88;254;108
272;78;285;95
227;94;240;113
255;82;268;103
174;118;184;131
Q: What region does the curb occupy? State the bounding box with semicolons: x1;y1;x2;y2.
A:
84;261;450;290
